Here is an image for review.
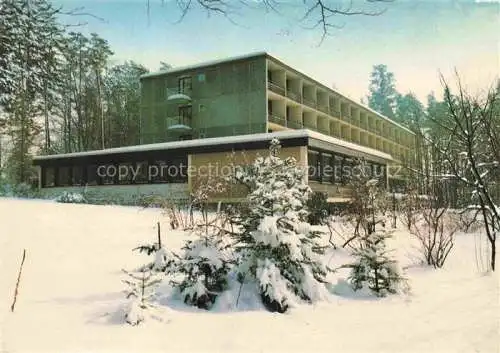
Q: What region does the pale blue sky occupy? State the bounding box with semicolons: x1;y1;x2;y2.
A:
55;0;499;103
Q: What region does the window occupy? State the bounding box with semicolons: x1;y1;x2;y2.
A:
333;155;343;183
321;153;333;183
118;163;133;184
57;166;70;186
342;158;354;184
72;166;83;186
43;167;55;187
101;164;115;185
178;76;192;93
199;104;206;113
198;73;206;82
135;161;149;184
150;160;169;183
87;165;98;186
308;150;320;182
179;105;192;125
170;157;188;183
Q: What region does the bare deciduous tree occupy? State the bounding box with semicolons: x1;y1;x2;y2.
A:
410;198;457;269
429;74;499;271
157;0;393;42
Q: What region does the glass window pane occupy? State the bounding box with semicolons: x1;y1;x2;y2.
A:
44;167;55;187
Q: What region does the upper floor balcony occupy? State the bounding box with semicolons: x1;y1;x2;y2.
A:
268;81;286;96
167;115;192;132
268;113;303;130
167;87;192;104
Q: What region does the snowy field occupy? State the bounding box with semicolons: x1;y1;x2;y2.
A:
0;197;498;353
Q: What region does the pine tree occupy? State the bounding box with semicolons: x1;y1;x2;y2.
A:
232;138;330;313
0;0;66;182
368;64;398;120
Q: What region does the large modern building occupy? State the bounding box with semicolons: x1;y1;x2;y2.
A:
33;52;415;203
140;52;414;163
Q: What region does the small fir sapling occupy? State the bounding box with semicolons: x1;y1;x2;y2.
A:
122;268;162;325
344;177;407;296
347;230;407;296
170;180;232;310
172;235;231;309
133;222;176;272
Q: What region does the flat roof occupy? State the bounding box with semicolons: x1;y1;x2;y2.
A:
140;51;267;79
141;52;414;135
33;129;393;162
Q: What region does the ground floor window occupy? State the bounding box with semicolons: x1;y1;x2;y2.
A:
307;148;387;187
57;166;70;186
87;165;98;186
39;152;188;188
44;167;55;187
72;166;84;186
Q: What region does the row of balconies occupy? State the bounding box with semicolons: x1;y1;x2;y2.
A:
267;71;413;146
267;112;411;161
267;97;414;149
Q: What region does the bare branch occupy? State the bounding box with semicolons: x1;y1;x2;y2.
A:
165;0;393;42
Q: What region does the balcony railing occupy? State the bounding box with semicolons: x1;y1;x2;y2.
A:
286;90;302;103
341;114;351;123
329;109;341;118
318;127;330;135
303;122;316;130
317;105;329;114
287;120;304;129
268;113;286;126
268;113;304;130
268;81;286;96
303;98;317;109
166;87;192;103
167;115;192;130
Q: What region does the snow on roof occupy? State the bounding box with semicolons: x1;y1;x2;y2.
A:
140;51;267;79
306;130;393;161
33;130;393;162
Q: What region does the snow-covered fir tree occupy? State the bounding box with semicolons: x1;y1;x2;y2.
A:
345;176;407;297
347;230;407;297
232;138;330;313
122;268;162;325
172;234;231;309
170;182;232;310
132;224;176;273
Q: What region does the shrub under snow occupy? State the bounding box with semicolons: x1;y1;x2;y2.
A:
171;235;231;310
55;191;86;204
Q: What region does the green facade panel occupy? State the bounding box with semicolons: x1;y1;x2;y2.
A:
140;56;267;144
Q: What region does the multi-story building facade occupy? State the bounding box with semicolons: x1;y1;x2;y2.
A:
139;52;415;165
33;53;415;203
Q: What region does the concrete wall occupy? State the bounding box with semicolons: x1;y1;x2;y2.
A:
40;183;189;203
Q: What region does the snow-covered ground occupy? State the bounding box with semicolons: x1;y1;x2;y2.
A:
1;198;498;353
